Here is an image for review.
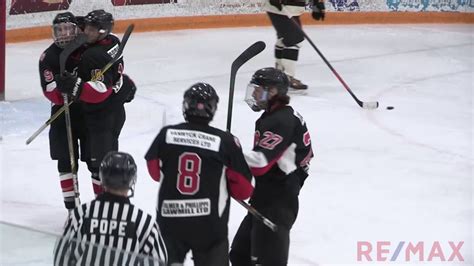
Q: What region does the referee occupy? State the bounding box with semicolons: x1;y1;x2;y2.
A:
54;151;167;265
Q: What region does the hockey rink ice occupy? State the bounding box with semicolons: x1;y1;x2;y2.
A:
1;24;472;265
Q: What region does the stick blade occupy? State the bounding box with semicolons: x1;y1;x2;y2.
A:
227;41;266;131
117;24;135;57
362;101;379;109
109;24;135;66
59;34;87;74
231;41;266;73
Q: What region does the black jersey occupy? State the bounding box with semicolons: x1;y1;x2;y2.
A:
39;43;83;106
245;105;313;209
54;193;167;265
39;43;88;163
145;122;253;244
76;34;135;112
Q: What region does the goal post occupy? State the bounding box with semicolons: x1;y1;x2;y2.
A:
1;0;5;101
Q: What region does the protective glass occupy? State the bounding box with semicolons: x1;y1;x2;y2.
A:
52;22;78;48
245;83;268;112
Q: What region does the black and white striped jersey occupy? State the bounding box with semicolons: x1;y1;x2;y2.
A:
54;192;167;266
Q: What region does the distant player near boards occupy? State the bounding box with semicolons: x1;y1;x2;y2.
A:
264;0;326;90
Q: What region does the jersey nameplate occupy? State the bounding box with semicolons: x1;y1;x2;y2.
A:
107;44;119;58
166;129;221;152
161;198;211;217
86;218;135;238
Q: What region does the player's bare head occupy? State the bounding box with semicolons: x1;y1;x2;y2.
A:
100;151;137;197
84;9;114;43
245;67;290;112
52;12;79;49
183;82;219;124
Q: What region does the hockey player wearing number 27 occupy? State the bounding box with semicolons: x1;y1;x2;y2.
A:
145;83;254;266
230;67;314;266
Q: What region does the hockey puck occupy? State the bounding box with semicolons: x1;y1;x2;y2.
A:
386;106;394;110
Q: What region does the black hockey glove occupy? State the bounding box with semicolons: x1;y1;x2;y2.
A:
312;1;326;21
123;74;137;103
270;0;283;11
55;72;82;101
296;166;309;188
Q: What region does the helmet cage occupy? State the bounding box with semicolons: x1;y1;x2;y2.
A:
52;22;79;48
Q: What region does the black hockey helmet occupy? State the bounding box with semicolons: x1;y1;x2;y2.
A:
53;12;77;25
99;151;137;193
251;67;289;96
52;12;79;48
75;16;86;31
84;9;114;34
183;82;219;123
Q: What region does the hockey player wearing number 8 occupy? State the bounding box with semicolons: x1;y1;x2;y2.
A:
145;83;254;266
56;9;137;198
230;67;314;266
39;12;92;210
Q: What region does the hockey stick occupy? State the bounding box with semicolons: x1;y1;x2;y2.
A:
283;9;379;109
225;41;278;232
26;24;135;145
59;34;88;206
90;24;135;81
236;198;278;232
62;95;80;207
226;41;266;131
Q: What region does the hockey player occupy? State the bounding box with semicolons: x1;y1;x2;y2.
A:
145;83;254;266
265;0;326;90
56;9;137;197
54;151;168;265
230;67;314;266
39;12;90;210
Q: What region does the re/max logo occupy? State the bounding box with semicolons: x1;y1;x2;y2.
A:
357;241;464;262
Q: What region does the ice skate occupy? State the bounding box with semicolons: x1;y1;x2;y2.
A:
288;76;308;94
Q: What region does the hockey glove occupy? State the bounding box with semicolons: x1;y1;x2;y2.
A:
123;74;137;103
312;1;326;21
270;0;283;11
55;72;82;101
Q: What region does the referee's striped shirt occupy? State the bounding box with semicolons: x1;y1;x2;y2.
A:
54;192;167;266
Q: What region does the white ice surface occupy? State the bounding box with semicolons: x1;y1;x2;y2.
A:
1;25;473;265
